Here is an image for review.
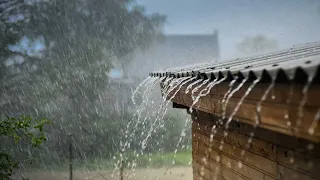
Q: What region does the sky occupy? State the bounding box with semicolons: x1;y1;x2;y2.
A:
136;0;320;59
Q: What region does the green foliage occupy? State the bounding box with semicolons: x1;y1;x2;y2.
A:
0;116;50;179
0;0;177;174
128;150;192;168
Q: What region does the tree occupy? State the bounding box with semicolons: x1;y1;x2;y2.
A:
237;35;278;55
1;0;166;166
0;116;50;179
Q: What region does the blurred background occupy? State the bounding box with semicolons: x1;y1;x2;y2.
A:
1;0;320;179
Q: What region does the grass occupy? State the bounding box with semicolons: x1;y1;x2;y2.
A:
133;150;192;168
33;149;192;172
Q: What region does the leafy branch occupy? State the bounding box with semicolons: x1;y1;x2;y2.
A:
0;116;51;180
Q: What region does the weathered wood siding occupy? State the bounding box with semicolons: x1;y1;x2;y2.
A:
192;111;320;180
167;81;320;142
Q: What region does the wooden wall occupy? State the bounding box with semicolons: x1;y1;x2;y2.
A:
168;81;320;142
192;111;320;180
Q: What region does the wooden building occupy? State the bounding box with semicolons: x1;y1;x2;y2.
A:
150;42;320;180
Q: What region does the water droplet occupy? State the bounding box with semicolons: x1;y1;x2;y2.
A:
216;155;220;162
286;121;291;126
249;132;254;137
202;157;207;164
284;114;289;119
241;150;246;156
200;170;204;176
238;161;243;168
307;144;314;150
308;128;314;135
290;158;294;163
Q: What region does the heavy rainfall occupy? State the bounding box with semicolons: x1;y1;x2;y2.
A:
1;0;320;180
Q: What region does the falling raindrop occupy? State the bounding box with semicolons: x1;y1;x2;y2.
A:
308;108;320;135
297;76;314;128
225;78;259;129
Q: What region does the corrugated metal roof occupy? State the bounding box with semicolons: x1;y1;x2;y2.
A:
150;42;320;84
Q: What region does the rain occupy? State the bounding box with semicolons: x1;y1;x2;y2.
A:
1;0;320;180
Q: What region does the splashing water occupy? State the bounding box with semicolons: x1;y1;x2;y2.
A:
166;117;191;174
128;77;165;135
114;77;161;176
140;77;191;152
131;76;152;105
225;79;260;129
308;108;320;135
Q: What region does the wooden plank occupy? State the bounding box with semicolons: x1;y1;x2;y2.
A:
191;111;320;180
277;147;320;178
192;112;320;158
172;81;320;107
171;84;320;142
193;140;199;152
221;154;270;180
220;164;248;180
192;121;277;161
193;131;278;177
193;161;215;180
278;165;318;180
194;151;246;180
198;140;271;180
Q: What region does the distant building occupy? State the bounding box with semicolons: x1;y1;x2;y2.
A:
107;31;220;111
125;31;220;79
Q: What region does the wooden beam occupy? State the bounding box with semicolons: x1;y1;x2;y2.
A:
165;81;320;142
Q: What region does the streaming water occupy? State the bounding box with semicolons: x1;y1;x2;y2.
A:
163;77;190;101
113;77;161;176
240;79;276;157
189;79;210;113
284;83;295;128
117;76;178;178
131;76;152;106
296;75;314;129
189;78;226;114
191;79;210;100
150;77;195;133
139;77;191;153
165;117;191;175
221;78;238;123
308;108;320;135
255;79;275;126
225;79;260;129
185;78;203;94
223;79;247;119
127;77;166;139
